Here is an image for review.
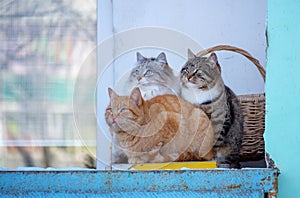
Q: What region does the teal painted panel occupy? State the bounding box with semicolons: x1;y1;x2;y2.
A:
0;169;278;196
266;0;300;197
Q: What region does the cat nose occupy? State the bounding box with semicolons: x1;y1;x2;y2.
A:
187;73;194;80
137;76;142;81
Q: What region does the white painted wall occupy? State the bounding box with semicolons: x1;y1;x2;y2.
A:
97;0;267;169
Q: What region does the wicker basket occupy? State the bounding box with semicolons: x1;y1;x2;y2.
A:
196;45;266;161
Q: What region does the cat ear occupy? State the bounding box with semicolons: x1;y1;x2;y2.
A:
156;52;167;64
187;49;196;60
130;87;143;106
108;87;118;98
208;53;218;66
207;53;221;71
137;52;146;63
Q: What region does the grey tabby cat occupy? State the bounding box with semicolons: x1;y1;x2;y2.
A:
113;52;180;164
180;49;244;168
115;52;180;100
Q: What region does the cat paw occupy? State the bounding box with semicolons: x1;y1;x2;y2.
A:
149;142;163;155
155;142;163;149
167;153;179;162
128;157;145;164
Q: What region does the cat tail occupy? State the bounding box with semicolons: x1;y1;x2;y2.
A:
198;121;215;160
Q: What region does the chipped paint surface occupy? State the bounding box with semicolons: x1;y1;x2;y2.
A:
0;191;265;198
0;168;278;197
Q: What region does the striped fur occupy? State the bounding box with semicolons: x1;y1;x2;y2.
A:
180;50;244;168
106;87;215;164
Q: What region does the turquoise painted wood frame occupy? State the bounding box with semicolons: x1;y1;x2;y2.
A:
0;168;278;197
1;0;288;197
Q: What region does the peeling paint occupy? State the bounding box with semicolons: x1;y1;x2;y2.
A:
227;184;242;189
0;168;279;197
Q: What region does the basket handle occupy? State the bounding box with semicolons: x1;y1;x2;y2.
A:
196;45;266;82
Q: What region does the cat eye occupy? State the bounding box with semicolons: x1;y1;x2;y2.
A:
120;108;129;113
145;70;153;76
132;70;139;76
196;73;206;81
181;68;189;75
196;73;203;78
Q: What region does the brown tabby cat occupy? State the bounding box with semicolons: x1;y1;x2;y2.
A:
105;87;215;164
180;50;244;168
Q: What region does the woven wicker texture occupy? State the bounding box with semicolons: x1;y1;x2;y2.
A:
196;45;265;161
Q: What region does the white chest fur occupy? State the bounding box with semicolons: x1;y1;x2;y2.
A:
181;82;223;105
139;84;175;100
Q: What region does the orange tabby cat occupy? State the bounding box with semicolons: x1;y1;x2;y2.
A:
105;87;215;164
